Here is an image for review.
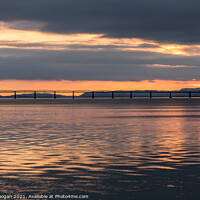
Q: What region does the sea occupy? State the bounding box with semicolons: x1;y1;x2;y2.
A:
0;98;199;200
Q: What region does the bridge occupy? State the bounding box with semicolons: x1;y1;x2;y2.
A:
0;90;199;99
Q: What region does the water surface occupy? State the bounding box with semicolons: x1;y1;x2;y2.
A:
0;99;200;199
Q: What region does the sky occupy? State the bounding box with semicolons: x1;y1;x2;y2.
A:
0;0;200;90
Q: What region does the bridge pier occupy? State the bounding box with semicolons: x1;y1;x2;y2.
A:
130;91;132;99
189;91;192;98
150;91;152;98
34;91;37;99
112;91;114;99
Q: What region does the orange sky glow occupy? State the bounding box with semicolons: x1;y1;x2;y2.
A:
0;80;199;92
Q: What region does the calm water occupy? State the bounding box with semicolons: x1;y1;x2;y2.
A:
0;99;200;200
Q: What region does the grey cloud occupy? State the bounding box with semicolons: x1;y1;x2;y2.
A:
0;41;51;48
0;48;200;81
0;0;200;44
68;43;161;50
137;44;160;48
1;41;156;50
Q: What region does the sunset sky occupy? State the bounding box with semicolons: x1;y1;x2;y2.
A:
0;0;200;90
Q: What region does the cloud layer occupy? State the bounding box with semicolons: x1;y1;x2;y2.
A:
0;48;200;81
0;0;200;44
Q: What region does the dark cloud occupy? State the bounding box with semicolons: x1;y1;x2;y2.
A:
0;0;200;44
0;48;200;81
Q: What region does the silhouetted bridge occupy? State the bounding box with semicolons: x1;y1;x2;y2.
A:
0;90;200;99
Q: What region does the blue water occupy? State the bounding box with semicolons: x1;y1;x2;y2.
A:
0;99;200;200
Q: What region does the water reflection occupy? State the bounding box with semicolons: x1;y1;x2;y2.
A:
0;99;199;199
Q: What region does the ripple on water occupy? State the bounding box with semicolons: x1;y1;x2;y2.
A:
0;100;199;199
